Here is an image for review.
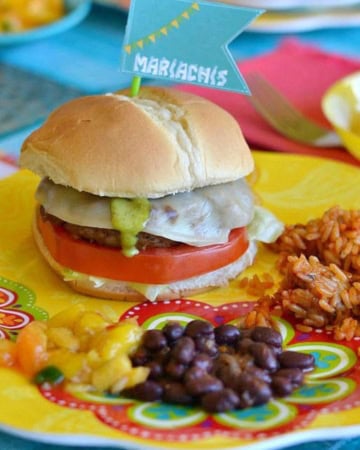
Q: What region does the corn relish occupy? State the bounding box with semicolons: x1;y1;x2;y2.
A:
0;304;149;393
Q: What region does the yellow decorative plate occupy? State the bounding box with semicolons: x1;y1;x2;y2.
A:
1;151;360;449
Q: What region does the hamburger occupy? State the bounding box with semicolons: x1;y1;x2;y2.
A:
19;87;283;301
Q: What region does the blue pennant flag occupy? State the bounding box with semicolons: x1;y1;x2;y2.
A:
121;0;263;94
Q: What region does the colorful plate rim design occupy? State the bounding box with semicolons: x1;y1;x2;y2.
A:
0;0;91;46
1;151;360;449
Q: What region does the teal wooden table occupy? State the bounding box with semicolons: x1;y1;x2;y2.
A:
1;3;360;449
3;433;360;450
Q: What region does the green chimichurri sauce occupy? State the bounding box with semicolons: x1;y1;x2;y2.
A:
110;198;151;257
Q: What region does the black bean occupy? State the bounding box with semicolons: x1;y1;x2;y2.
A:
237;337;255;354
147;361;163;380
237;379;272;408
170;336;196;364
245;366;272;384
165;359;187;379
213;354;241;387
194;335;218;357
184;366;206;383
240;328;253;339
237;391;255;409
275;368;304;387
278;351;315;371
271;376;294;397
251;326;283;347
163;382;193;405
185;320;214;338
185;374;223;397
250;342;279;372
163;321;184;342
125;380;163;402
236;372;254;389
125;320;315;414
215;368;237;388
214;324;241;346
154;346;170;364
192;353;214;372
131;347;149;366
142;330;167;352
270;345;283;356
201;388;240;413
250;380;272;406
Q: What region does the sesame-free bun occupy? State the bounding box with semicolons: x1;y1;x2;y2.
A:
20;87;253;198
33;215;257;302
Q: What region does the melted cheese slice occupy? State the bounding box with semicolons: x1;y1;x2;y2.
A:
36;178;254;247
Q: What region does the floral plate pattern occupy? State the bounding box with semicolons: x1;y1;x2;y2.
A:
0;277;48;340
36;298;360;443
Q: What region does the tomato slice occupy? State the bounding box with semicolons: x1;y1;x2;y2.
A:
37;213;249;284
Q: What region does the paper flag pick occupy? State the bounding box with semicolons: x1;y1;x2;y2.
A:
121;0;263;94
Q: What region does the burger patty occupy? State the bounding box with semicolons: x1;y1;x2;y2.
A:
40;207;181;250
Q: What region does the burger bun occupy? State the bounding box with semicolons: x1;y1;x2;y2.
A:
20;87;254;198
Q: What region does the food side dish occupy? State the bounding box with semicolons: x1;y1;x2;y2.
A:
244;206;360;341
0;307;315;414
0;304;149;392
0;0;65;32
238;272;275;297
270;206;360;274
125;320;314;413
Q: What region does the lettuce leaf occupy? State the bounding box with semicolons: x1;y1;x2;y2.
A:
247;206;284;244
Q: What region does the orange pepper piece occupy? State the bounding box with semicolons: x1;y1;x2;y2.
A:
15;321;48;377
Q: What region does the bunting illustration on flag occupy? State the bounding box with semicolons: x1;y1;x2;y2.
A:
121;0;263;94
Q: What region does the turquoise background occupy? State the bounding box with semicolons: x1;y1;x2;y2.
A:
2;434;360;450
2;428;360;450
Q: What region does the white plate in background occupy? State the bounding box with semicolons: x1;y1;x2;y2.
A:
99;0;360;10
250;7;360;32
95;0;360;33
212;0;360;10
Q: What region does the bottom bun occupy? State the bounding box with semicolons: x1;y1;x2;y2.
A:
33;217;257;302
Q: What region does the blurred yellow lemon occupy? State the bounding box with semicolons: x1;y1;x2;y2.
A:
322;71;360;161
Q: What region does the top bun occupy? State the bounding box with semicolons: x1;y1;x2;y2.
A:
20;87;254;198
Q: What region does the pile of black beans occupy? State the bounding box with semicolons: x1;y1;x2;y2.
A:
124;320;315;413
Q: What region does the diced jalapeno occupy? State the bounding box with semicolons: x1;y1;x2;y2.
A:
33;365;65;385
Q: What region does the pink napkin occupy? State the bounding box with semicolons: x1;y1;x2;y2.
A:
177;39;360;167
0;160;17;179
0;151;17;167
0;151;17;179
